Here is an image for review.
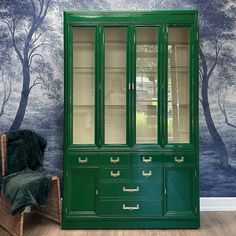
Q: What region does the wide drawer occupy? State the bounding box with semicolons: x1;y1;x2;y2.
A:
100;168;130;180
66;154;99;166
99;182;162;198
100;154;130;166
132;166;162;180
98;200;162;216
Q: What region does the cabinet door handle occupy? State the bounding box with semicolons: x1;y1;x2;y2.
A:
142;170;152;177
123;186;139;192
110;170;120;177
142;156;152;163
174;156;184;163
122;204;139;210
110;157;120;163
78;157;88;164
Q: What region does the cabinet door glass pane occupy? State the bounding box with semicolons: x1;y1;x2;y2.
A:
168;28;190;143
136;27;158;144
105;28;127;144
73;28;95;144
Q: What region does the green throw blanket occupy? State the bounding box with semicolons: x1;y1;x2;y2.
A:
3;169;51;215
2;130;52;215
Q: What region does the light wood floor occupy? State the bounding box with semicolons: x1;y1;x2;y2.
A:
0;212;236;236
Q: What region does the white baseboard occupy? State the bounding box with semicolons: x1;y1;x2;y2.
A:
200;197;236;211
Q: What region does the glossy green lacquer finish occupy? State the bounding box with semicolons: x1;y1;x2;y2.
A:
67;168;98;216
165;167;195;215
63;10;199;229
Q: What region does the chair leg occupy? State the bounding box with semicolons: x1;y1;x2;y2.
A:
0;193;24;236
32;176;62;224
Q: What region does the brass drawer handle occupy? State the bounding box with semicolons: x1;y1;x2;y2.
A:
122;204;139;211
110;157;120;163
142;170;152;177
110;170;120;177
78;157;88;164
123;186;139;192
174;156;184;163
142;156;152;163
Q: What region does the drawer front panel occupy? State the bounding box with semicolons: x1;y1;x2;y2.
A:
66;154;99;166
163;153;195;166
132;167;162;180
100;154;130;166
100;168;130;180
132;154;162;165
98;200;162;216
99;182;162;198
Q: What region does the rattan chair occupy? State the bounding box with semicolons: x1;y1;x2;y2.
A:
0;134;61;236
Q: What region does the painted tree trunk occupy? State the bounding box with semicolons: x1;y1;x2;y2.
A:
201;74;230;169
9;62;30;131
0;70;6;116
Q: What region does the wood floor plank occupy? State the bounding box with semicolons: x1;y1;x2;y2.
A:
0;212;235;236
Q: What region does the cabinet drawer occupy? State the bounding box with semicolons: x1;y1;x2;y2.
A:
66;154;99;166
132;154;162;165
100;168;130;180
100;154;130;166
132;167;162;180
98;200;162;216
163;153;195;165
99;182;162;198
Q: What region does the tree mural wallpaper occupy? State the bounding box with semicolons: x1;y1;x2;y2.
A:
0;0;235;196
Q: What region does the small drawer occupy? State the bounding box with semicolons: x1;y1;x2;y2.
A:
132;154;162;165
132;167;162;180
100;154;130;166
100;168;130;180
66;154;99;166
98;200;162;216
99;182;162;198
163;153;195;166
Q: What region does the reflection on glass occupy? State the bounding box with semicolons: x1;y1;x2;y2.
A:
168;28;190;143
105;28;126;144
136;27;158;144
73;28;95;144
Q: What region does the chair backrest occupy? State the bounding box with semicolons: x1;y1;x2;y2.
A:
0;134;7;177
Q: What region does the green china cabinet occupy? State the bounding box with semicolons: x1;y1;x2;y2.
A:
63;10;199;229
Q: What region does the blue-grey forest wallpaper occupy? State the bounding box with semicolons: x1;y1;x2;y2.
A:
0;0;236;197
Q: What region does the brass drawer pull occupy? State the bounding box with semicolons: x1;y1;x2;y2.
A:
142;156;152;163
110;170;120;177
110;157;120;163
122;204;139;211
174;156;184;163
142;170;152;177
123;186;139;192
78;157;88;164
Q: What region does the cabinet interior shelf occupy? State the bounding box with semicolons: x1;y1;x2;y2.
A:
168;104;189;107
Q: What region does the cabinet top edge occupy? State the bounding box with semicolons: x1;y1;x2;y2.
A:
64;10;198;17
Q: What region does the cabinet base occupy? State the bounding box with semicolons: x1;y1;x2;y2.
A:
62;218;200;229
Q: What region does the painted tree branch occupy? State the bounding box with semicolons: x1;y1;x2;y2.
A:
217;83;236;128
207;40;226;79
29;53;45;67
29;77;44;92
0;70;12;116
2;19;24;64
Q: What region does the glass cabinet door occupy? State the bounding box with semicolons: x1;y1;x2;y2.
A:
73;28;95;144
104;28;127;144
168;28;190;143
136;27;158;144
